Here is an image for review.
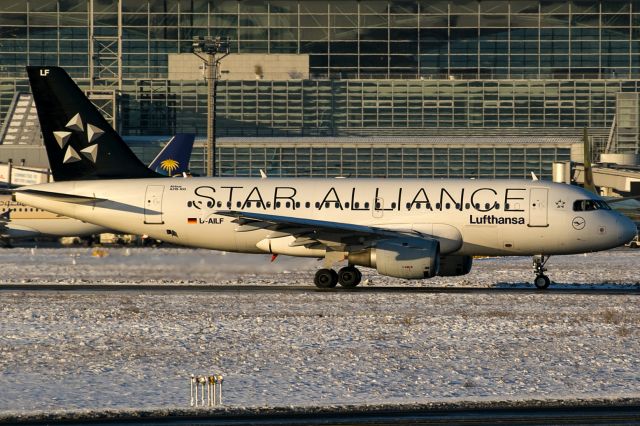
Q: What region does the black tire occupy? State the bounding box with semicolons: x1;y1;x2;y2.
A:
314;268;338;288
534;274;551;289
338;266;362;288
630;242;638;248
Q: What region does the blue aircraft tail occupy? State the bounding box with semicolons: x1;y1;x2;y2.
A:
148;134;195;176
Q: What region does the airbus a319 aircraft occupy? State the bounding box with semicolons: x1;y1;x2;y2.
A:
15;67;637;289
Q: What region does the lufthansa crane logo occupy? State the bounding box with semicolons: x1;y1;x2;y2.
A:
160;159;180;174
572;216;586;230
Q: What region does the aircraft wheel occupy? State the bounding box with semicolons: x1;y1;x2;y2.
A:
534;274;551;290
338;266;362;288
314;268;338;288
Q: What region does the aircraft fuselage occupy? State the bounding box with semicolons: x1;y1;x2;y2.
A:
16;178;635;256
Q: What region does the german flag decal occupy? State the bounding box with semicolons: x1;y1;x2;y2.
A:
187;217;197;224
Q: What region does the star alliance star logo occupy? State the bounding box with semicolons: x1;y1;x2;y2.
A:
52;113;104;164
555;200;566;208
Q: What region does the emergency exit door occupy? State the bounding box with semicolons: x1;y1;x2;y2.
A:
144;185;164;224
528;188;548;227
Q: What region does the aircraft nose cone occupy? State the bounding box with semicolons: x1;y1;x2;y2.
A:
618;215;637;245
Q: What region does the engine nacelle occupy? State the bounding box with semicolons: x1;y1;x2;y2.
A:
437;255;473;276
348;238;440;279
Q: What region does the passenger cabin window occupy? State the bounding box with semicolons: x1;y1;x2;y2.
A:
573;199;611;211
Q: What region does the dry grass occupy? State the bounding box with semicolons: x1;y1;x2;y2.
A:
616;327;632;338
602;309;625;325
400;316;415;326
483;310;516;319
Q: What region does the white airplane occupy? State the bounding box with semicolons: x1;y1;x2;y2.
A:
0;133;195;245
15;67;637;289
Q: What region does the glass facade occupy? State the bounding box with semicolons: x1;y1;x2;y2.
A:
1;0;639;79
214;143;570;179
0;0;638;176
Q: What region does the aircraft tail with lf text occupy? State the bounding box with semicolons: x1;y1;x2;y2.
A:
29;67;159;181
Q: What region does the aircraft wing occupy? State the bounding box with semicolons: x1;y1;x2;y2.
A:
216;210;429;251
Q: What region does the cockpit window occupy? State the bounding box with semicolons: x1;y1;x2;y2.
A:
573;199;611;211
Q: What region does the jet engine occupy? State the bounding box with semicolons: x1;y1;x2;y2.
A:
437;255;473;276
348;238;440;279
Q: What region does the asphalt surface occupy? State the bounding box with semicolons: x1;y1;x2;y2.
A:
0;284;638;295
2;400;640;425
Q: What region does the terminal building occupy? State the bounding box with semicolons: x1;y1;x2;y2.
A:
0;0;639;183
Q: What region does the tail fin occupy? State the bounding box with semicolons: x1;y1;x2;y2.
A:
148;133;195;176
582;127;597;194
26;66;160;181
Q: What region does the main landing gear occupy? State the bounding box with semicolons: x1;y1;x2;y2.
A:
532;255;551;289
314;266;362;289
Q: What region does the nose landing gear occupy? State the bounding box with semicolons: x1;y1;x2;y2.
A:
532;255;551;289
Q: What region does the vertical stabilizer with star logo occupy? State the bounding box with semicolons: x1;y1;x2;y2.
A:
26;66;160;181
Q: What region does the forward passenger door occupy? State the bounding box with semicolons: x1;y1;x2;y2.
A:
144;185;164;224
528;188;548;227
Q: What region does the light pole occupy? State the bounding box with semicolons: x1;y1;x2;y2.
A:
192;36;230;177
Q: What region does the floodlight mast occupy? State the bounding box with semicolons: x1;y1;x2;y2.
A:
192;36;230;177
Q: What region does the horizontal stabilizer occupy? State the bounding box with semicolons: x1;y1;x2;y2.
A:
18;189;106;204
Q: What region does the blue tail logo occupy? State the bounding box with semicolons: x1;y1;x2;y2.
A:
148;134;195;176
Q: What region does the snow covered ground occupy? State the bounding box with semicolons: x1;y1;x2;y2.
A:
0;247;638;412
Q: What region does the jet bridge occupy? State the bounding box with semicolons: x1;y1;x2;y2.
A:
554;161;640;197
